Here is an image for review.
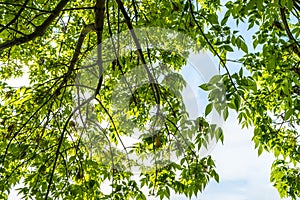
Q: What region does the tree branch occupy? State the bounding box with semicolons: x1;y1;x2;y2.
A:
106;1;139;105
0;0;70;50
0;0;30;34
188;0;249;105
115;0;160;105
45;96;94;200
0;24;27;36
280;7;300;57
67;23;95;76
94;0;106;96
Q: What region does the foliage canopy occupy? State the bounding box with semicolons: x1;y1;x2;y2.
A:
0;0;299;199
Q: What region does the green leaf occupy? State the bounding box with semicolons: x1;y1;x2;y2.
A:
209;75;222;84
240;41;248;53
221;11;230;26
223;45;234;52
233;95;241;111
199;83;209;91
282;84;290;95
207;14;219;25
214;171;220;183
258;145;263;156
284;109;293;120
239;67;243;77
223;107;229;121
205;103;213;116
286;0;294;10
236;36;248;53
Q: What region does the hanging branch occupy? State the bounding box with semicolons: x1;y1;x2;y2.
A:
115;0;161;105
45;96;94;200
187;0;249;105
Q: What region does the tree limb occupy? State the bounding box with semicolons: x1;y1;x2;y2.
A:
94;0;106;96
45;96;94;200
0;0;30;34
106;1;139;105
0;0;70;50
115;0;160;105
280;7;300;57
188;0;249;105
0;24;27;36
67;23;96;76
